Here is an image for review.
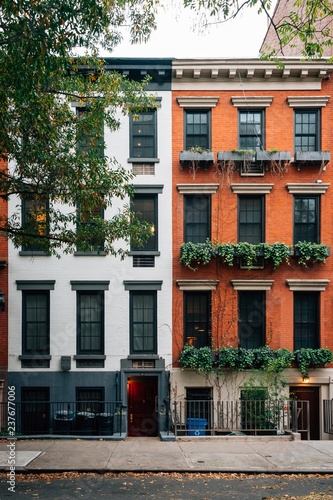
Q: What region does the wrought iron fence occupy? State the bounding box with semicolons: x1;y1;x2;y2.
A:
173;399;310;437
0;401;125;437
323;400;333;435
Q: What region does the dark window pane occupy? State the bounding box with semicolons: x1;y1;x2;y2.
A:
130;292;156;354
184;195;210;243
131;194;157;251
238;196;263;244
239;111;263;152
294;293;319;349
294;196;319;244
131;111;156;158
185;292;210;348
77;108;104;156
238;291;265;349
185;111;210;149
23;292;49;354
77;292;104;354
294;110;319;152
22;197;49;252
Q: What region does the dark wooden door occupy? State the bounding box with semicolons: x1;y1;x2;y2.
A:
21;388;50;435
290;386;320;440
127;377;158;437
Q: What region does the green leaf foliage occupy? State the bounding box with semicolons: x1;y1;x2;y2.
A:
0;0;158;256
295;348;333;377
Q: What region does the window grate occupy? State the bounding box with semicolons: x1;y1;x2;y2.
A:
132;163;155;175
133;255;155;267
132;360;155;369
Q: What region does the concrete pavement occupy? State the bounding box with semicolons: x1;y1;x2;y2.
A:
1;436;333;473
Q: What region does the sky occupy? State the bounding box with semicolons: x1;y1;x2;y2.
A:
108;0;277;59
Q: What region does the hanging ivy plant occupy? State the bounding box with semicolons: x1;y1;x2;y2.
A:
294;241;330;266
294;348;333;377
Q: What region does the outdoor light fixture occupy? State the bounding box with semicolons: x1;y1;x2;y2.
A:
0;291;5;312
303;375;310;383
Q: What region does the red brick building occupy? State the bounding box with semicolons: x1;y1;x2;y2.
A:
171;58;333;439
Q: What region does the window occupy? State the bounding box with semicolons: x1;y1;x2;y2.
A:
131;194;157;251
76;107;104;156
238;196;264;244
294;196;319;244
294;292;319;350
21;197;49;252
77;292;104;354
184;195;210;244
184;292;211;348
130;291;157;354
130;110;157;160
185;110;210;150
294;110;320;152
76;388;104;413
77;202;104;252
239;110;264;151
22;291;49;354
238;291;265;349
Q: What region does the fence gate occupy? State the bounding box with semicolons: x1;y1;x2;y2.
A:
324;400;333;435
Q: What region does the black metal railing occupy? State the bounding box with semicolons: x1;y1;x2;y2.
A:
324;400;333;435
173;399;310;438
0;401;125;437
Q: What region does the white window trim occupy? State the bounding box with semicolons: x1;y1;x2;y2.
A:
287;183;330;194
176;280;219;291
287;96;330;108
231;184;274;195
231;96;274;108
231;280;274;291
286;279;330;291
177;184;219;195
176;96;219;108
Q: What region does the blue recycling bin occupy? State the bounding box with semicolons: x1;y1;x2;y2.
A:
186;418;208;436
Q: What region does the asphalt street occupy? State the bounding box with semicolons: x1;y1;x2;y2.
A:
1;472;333;499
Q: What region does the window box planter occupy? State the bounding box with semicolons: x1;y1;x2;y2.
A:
257;151;291;163
217;151;256;163
292;246;330;258
179;151;215;164
294;151;330;165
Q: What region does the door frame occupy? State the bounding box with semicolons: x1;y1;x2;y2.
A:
289;385;321;440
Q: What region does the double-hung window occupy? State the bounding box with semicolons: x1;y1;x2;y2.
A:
238;291;265;349
294;109;320;152
76;387;104;413
294;292;319;350
76;107;104;157
184;292;211;348
131;194;157;251
77;291;104;355
77;202;105;252
294;196;319;244
22;291;50;355
21;197;49;252
184;195;210;244
130;291;157;354
184;110;210;150
238;196;264;244
239;110;264;152
130;110;157;160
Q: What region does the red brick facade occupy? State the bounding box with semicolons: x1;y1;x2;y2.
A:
172;63;333;368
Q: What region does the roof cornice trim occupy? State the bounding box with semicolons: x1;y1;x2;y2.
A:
287;96;330;107
176;96;219;108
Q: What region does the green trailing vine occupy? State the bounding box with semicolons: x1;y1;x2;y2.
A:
180;345;332;377
294;348;333;377
180;240;329;270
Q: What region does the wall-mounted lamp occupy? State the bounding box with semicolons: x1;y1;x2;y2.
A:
303;375;310;383
0;291;5;312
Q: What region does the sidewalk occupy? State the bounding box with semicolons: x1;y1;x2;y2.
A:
1;437;333;473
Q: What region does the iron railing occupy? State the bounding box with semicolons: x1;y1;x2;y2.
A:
323;400;333;435
173;399;310;438
0;401;125;437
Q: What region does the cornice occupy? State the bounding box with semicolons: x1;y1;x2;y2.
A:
176;96;219;108
231;280;274;291
286;279;330;291
287;183;330;194
231;184;274;195
287;96;330;107
176;280;219;291
177;184;219;194
231;96;274;108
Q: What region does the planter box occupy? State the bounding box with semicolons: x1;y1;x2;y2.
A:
292;246;331;258
179;151;215;163
294;151;331;165
217;151;256;163
257;151;291;162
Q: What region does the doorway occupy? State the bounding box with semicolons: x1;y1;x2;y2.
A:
127;376;158;437
290;386;320;440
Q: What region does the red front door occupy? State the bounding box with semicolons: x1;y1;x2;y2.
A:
127;376;158;437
